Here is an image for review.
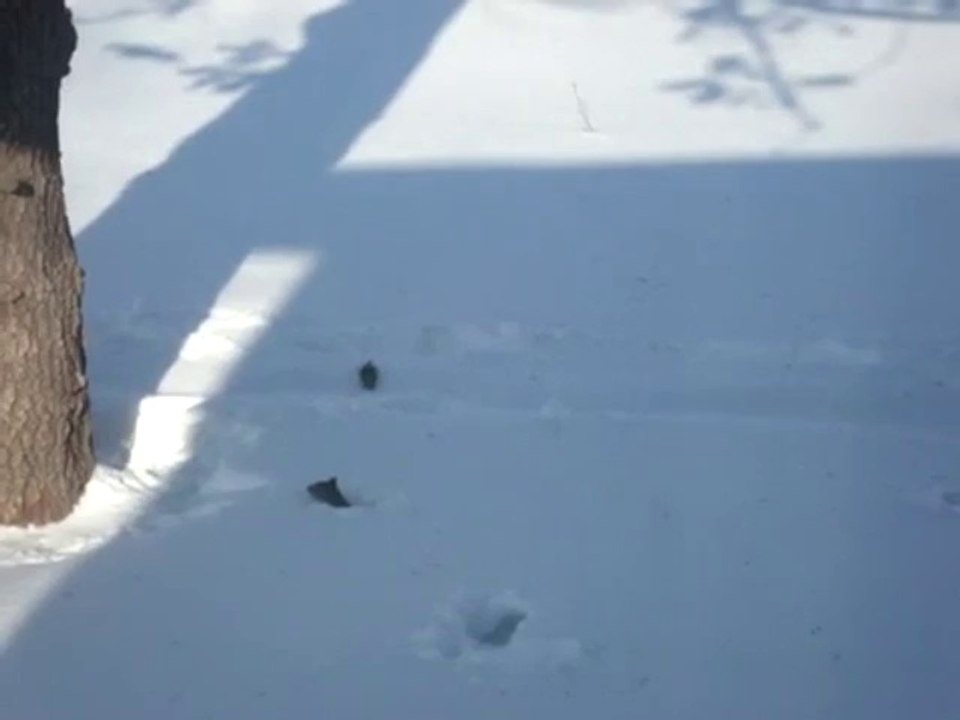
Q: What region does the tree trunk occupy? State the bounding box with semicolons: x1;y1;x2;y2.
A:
0;0;94;525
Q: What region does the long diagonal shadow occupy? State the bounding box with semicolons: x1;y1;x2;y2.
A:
0;0;463;693
80;0;465;470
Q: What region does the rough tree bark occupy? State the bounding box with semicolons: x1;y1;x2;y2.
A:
0;0;94;525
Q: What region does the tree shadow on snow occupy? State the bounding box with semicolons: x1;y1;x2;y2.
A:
80;0;466;467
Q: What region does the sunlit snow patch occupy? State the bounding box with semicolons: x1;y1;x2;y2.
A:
0;466;150;567
127;249;317;474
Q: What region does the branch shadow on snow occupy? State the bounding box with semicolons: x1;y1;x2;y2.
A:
668;0;825;130
788;0;960;21
179;41;293;93
3;0;960;717
105;42;183;64
663;0;960;130
74;0;201;25
104;38;291;91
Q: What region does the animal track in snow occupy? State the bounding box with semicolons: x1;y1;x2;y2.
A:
134;463;269;533
415;592;529;660
414;591;581;670
903;479;960;518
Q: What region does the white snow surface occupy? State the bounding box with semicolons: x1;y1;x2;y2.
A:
2;0;960;717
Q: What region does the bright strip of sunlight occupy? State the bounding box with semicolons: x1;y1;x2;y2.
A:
127;248;319;474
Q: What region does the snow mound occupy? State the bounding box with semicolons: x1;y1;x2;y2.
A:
0;462;268;566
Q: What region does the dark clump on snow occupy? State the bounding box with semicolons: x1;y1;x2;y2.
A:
307;477;351;508
359;361;379;390
942;490;960;507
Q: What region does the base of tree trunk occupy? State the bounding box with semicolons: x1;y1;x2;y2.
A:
0;1;95;526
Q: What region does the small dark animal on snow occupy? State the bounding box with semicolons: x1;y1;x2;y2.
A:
359;361;379;390
307;477;351;508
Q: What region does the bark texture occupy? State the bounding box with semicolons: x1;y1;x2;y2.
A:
0;0;94;525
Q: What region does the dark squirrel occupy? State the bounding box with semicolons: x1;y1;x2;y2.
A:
307;477;351;508
359;361;379;390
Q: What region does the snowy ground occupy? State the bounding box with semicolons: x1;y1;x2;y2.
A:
2;0;960;718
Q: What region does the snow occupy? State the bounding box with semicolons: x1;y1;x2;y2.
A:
2;0;960;717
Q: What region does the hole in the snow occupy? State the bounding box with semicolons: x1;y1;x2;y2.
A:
416;592;532;660
469;608;527;647
461;597;528;649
